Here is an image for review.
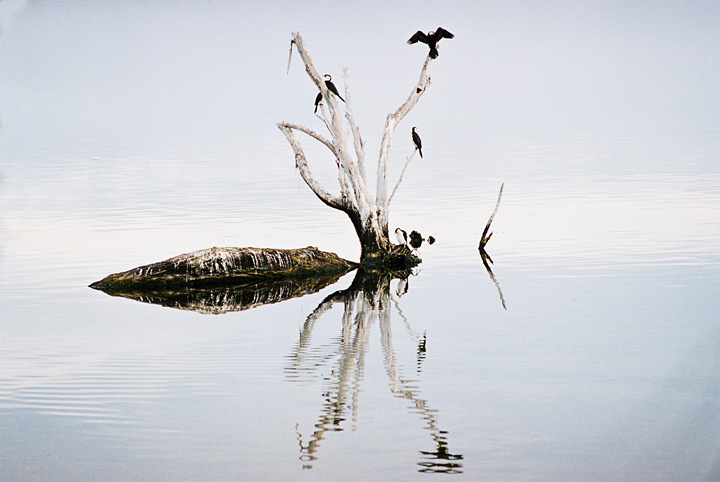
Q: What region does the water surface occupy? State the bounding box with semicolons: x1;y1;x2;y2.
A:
1;2;719;481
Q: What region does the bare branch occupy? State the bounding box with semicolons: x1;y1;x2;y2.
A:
343;68;366;183
290;33;324;92
286;39;294;75
315;104;333;134
278;122;344;211
388;150;417;206
281;121;336;155
291;33;344;126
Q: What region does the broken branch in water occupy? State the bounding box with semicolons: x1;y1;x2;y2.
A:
477;183;506;310
478;183;504;251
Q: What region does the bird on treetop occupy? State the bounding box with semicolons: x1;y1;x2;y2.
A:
407;27;454;59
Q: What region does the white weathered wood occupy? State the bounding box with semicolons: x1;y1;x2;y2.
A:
479;183;504;249
388;150;418;206
343;67;366;183
286;38;294;75
279;121;336;155
278;123;344;210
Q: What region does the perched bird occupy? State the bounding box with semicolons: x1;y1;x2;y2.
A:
411;127;423;158
407;27;454;59
323;74;345;102
409;230;424;249
314;74;345;113
395;227;409;247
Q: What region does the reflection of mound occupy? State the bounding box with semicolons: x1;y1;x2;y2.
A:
92;272;348;315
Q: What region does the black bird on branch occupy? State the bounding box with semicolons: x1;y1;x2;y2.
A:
407;27;454;59
412;126;423;158
314;74;345;113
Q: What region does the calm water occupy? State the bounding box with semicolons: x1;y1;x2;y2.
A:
2;2;720;481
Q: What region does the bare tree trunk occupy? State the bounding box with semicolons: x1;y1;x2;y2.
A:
279;32;433;266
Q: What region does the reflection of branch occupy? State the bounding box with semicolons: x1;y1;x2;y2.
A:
480;250;507;310
380;310;463;474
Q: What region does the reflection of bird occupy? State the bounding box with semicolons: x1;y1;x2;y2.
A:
395;227;408;247
314;74;345;113
416;330;427;373
396;277;408;297
417;331;426;354
407;27;454;59
412;127;423;158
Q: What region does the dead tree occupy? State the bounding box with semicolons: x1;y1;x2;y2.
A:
278;32;433;267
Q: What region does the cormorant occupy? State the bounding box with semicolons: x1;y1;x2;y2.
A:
324;74;345;101
395;227;409;247
409;230;424;249
314;74;345;113
407;27;454;59
412;127;423;158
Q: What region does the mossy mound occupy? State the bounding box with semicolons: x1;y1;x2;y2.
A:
90;246;357;292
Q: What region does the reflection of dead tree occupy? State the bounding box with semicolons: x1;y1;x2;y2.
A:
285;270;462;473
286;271;384;464
390;283;427;373
379;307;463;474
478;183;507;310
